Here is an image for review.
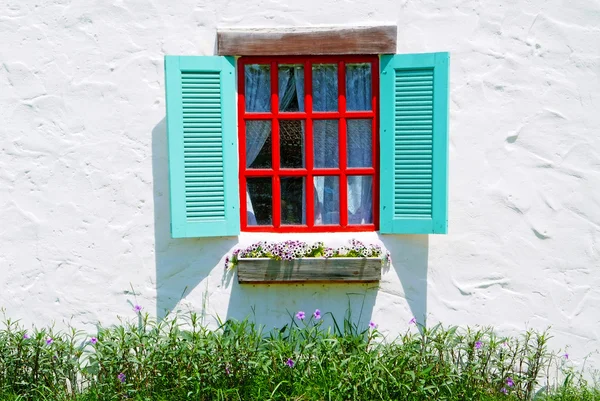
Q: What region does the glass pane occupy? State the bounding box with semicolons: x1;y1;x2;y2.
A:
347;175;373;224
245;64;270;112
346;63;372;111
279;120;304;168
347;119;372;168
278;64;304;112
314;176;340;225
247;177;272;225
313;120;338;168
312;64;338;112
281;177;305;225
246;121;272;169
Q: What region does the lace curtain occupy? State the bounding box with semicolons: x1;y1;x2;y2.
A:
245;63;372;226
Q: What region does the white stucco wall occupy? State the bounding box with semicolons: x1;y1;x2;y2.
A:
1;0;599;369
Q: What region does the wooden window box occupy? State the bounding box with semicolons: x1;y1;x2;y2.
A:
236;257;381;284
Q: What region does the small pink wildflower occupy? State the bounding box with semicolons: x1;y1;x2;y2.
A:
90;337;98;345
369;321;378;329
313;309;321;320
295;311;305;320
409;317;417;325
286;358;295;368
133;305;142;313
475;341;482;349
46;338;53;345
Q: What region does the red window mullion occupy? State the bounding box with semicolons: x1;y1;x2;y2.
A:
371;59;380;230
238;56;378;232
271;61;281;228
305;60;314;228
338;60;348;228
238;60;248;231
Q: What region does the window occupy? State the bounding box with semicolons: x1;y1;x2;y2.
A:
238;56;378;232
164;52;449;238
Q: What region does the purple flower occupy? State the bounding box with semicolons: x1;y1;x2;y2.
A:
409;317;417;325
225;366;231;376
506;377;514;387
46;337;53;345
90;337;98;345
563;353;569;359
118;372;126;383
475;341;482;349
500;387;508;394
285;358;295;368
133;305;142;313
369;321;378;329
23;333;30;340
295;311;305;320
313;309;321;320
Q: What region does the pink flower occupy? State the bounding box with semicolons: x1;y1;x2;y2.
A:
133;305;142;313
117;372;126;383
46;338;53;345
506;377;514;387
313;309;321;320
409;317;417;325
89;337;98;345
475;341;482;349
23;333;30;339
500;387;508;394
369;321;378;329
295;311;305;320
285;358;295;368
563;353;569;359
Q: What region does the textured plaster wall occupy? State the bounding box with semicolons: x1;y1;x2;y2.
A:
1;0;600;368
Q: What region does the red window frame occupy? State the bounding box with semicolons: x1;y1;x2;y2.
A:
238;55;379;232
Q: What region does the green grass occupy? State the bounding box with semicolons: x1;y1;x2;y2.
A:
0;309;598;400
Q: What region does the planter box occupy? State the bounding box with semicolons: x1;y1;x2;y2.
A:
237;257;381;284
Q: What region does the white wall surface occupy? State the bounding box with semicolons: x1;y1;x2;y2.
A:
1;0;599;369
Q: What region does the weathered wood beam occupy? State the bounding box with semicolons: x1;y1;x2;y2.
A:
217;26;397;56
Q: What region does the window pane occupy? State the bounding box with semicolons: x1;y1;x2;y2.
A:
278;64;304;112
245;64;271;112
281;177;305;225
312;64;338;112
313;120;338;168
314;176;339;225
347;175;373;224
346;63;372;111
279;120;304;168
347;119;372;168
247;177;272;225
246;121;272;168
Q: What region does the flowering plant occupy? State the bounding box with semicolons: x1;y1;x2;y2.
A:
225;239;391;270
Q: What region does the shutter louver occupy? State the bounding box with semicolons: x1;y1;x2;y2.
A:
380;53;449;234
165;56;240;238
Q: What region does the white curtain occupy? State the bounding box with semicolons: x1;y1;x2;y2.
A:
246;65;305;225
245;65;271;225
314;63;373;225
346;64;373;224
246;63;372;226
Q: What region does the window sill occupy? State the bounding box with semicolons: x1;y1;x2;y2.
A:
236;257;381;284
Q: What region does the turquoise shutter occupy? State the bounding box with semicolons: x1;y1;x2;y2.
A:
379;53;449;234
164;56;240;238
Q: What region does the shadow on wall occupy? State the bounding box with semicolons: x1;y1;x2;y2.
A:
153;117;429;326
378;234;429;327
224;235;429;331
152;118;237;319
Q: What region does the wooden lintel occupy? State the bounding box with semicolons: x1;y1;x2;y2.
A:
217;26;397;56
